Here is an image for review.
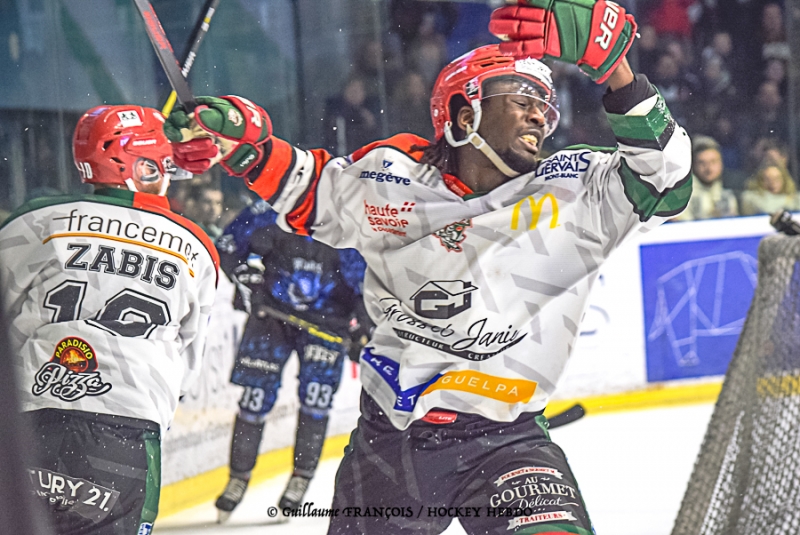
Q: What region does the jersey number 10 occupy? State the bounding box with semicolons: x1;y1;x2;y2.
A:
44;280;171;338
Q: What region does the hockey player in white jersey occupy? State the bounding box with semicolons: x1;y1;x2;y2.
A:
0;105;218;535
163;1;692;533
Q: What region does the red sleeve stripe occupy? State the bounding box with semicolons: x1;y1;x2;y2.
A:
285;148;331;236
248;137;296;202
349;134;429;164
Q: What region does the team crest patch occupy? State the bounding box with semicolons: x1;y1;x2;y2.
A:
434;219;472;252
227;108;243;126
31;337;112;402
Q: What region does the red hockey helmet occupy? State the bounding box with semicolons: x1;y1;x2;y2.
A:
73;106;176;192
430;44;559;142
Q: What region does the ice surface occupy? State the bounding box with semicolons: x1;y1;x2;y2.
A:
154;403;714;535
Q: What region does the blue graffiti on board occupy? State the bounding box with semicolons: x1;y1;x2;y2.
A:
641;236;761;382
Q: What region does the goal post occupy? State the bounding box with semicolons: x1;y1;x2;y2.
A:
672;233;800;534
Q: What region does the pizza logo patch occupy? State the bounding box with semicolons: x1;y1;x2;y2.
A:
51;336;97;372
32;337;112;402
434;219;472;252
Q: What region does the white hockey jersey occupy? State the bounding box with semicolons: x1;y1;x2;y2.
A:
246;90;692;430
0;188;218;430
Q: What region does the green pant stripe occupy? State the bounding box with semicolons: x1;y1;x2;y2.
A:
535;414;552;441
606;94;672;141
619;159;692;222
516;522;594;535
141;431;161;525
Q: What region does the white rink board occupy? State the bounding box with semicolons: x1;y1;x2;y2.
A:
557;214;774;399
161;215;777;485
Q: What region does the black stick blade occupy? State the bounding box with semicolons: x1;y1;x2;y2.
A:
547;404;586;429
132;0;196;111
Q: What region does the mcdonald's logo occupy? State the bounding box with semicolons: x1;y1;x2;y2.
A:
510;194;559;230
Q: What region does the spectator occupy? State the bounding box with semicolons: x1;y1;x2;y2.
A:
652;52;694;125
701;32;733;69
388;71;433;139
745;137;790;176
692;55;737;134
741;81;789;147
710;113;745;177
674;136;739;220
645;0;695;41
323;76;381;156
389;0;457;54
761;138;791;169
352;38;404;105
764;58;787;94
635;25;661;79
408;12;450;90
740;163;800;215
761;3;789;62
186;184;225;240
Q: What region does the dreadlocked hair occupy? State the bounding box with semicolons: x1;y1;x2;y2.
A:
413;137;458;176
412;93;469;176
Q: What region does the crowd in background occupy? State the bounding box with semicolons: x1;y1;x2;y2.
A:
309;0;800;226
1;0;798;232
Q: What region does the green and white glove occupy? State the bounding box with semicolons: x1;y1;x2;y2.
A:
489;0;638;84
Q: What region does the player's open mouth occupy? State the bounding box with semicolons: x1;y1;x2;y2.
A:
520;133;539;153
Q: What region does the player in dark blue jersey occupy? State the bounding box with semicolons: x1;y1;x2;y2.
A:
214;200;371;522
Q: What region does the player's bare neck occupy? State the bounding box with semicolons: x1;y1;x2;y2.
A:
456;146;511;193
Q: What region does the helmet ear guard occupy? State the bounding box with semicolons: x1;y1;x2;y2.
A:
443;100;520;178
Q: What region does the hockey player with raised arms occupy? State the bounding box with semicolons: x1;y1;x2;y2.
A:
0;106;218;535
164;0;692;532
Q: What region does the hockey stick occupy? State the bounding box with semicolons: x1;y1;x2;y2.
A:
547;403;586;429
254;304;347;346
132;0;197;112
161;0;220;117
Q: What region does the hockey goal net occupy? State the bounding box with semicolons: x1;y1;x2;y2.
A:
672;233;800;534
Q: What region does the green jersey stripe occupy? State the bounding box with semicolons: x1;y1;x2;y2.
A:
619;158;692;222
0;192;134;231
606;96;672;142
616;119;676;151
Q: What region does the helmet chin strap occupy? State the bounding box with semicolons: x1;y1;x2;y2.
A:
443;100;521;179
124;175;170;196
158;175;171;196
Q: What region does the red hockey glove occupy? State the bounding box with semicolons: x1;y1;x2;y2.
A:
163;95;272;176
489;0;637;84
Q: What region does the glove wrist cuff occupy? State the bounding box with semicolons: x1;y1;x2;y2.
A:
585;17;637;84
